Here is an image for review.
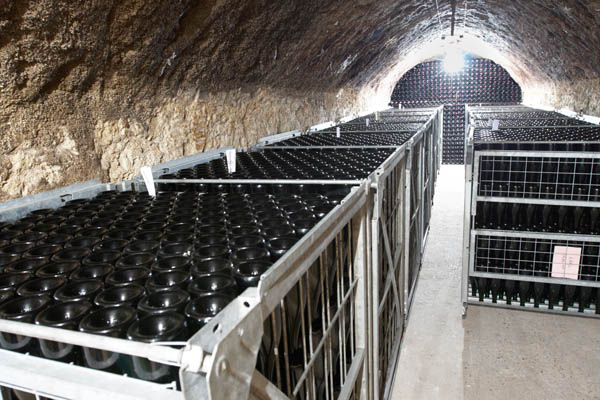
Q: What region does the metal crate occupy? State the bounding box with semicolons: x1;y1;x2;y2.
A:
0;106;442;400
462;105;600;318
0;181;370;400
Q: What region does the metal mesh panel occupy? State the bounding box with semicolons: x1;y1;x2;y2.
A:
257;221;361;400
407;139;424;298
474;234;600;281
374;155;406;400
477;154;600;201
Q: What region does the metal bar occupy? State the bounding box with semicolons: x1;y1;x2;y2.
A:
0;181;114;222
450;0;456;35
0;320;183;366
474;125;593;130
472;229;600;242
263;146;402;150
475;196;600;208
153;179;363;185
292;279;359;395
319;130;417;134
380;324;402;400
477;150;600;159
462;136;474;316
467;300;600;319
256;129;302;145
468;271;600;288
337;348;365;400
380;221;402;325
403;145;413;319
0;349;182;400
249;371;289;400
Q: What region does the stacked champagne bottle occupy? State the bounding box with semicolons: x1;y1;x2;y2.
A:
388;57;521;165
157;148;394;191
467;105;600;314
443;104;466;164
346;115;430;124
320;122;420;132
389;58;522;107
0;189;342;383
266;132;415;147
474;126;600;149
473;117;592;129
477;155;600;201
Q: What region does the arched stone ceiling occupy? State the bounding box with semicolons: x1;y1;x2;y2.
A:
1;0;599;200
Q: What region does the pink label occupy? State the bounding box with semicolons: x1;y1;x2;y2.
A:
551;246;581;280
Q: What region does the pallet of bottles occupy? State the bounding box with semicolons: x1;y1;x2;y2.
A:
0;176;371;400
0;107;443;400
461;104;600;318
147;107;443;400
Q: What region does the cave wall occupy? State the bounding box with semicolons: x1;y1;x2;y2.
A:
1;0;599;200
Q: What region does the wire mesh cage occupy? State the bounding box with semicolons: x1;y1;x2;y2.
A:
0;106;443;400
252;186;369;400
475;152;600;202
463;104;600;318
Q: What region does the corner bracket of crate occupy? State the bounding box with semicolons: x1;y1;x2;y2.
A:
180;288;264;400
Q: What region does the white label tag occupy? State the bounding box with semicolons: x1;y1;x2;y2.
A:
375;111;380;121
336;127;341;138
491;120;500;131
365;118;370;127
140;166;156;197
225;149;236;173
551;246;581;280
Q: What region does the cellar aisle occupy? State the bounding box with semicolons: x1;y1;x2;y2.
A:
390;165;600;400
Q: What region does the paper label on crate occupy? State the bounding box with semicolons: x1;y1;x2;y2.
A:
225;149;236;173
365;118;370;127
491;120;500;131
336;127;341;138
551;246;581;280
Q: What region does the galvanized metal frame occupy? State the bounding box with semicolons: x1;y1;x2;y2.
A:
0;184;370;400
0;180;116;223
0;106;443;400
369;144;408;400
462;105;600;318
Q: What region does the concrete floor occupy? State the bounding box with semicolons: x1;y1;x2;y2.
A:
390;165;600;400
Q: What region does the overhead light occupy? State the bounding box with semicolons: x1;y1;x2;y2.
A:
443;50;465;74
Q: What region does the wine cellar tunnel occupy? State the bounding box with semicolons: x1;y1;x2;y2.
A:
389;57;523;164
0;1;599;400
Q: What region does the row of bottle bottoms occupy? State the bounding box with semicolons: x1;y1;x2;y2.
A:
470;276;599;313
475;200;600;234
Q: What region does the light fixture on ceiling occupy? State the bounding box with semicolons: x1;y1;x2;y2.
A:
443;49;465;73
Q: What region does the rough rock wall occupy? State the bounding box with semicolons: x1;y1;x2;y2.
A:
1;0;600;200
1;86;364;200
